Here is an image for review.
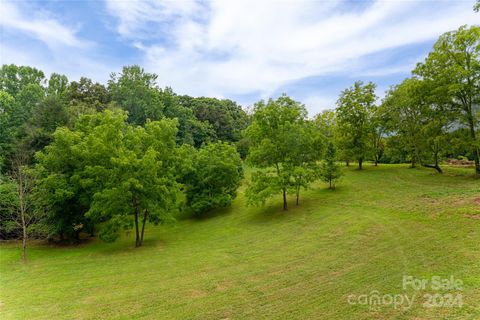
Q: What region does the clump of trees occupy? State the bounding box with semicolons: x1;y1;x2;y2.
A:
380;25;480;174
0;23;478;257
0;64;248;253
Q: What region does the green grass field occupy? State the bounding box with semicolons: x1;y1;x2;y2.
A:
1;164;479;319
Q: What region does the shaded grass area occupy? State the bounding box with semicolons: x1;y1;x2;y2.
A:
1;164;479;319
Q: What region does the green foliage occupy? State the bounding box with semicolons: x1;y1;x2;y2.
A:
414;25;480;174
319;142;343;189
183;142;243;215
245;95;322;209
0;64;45;97
0;173;18;238
336;81;377;169
108;65;163;125
35;109;181;245
47;73;69;97
179;96;249;143
66;77;111;113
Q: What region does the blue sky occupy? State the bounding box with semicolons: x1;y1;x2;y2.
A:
0;0;478;115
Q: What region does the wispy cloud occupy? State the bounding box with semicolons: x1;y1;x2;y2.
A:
104;0;479;112
1;0;477;114
0;1;114;83
0;1;88;48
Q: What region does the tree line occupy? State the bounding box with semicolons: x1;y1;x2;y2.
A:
0;24;478;259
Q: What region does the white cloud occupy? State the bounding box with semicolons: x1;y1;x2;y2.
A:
0;1;88;48
104;0;479;109
0;1;112;83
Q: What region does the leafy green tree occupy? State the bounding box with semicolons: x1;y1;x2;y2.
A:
67;77;111;111
0;64;45;97
35;110;180;246
287;120;324;205
25;95;70;154
245;95;310;210
381;77;451;173
0;150;45;261
414;25;480;175
179;96;249;143
381;79;424;167
319;142;343;189
314;110;336;140
474;0;479;12
47;73;69;97
183;142;243;215
0;83;45;171
371;106;385;166
336;81;377;170
108;66;163;125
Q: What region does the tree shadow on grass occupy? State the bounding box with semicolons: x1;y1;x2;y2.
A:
247;187;346;225
187;205;235;222
94;237;167;255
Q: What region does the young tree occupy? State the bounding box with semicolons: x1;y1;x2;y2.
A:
287;121;324;205
182;142;243;215
336;81;378;170
245;95;320;210
414;25;480;175
0;152;43;261
319;142;343;189
371;106;385;166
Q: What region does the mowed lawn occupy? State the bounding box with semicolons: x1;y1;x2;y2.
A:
1;164;479;319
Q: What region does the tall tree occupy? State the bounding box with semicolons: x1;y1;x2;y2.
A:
179;96;249;143
381;79;424;168
108;66;163;125
0;64;45;97
414;25;480;175
336;81;377;170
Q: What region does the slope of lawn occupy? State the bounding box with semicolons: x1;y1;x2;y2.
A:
1;164;479;319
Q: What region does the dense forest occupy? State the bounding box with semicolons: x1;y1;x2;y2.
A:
0;25;478;259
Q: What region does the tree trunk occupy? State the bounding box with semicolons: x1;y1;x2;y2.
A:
140;209;148;246
295;186;300;205
346;160;350;167
358;158;363;170
467;116;480;175
421;163;442;174
422;150;442;173
21;212;27;263
410;158;416;168
133;197;140;247
329;179;332;189
374;155;378;166
17;165;27;263
283;188;287;211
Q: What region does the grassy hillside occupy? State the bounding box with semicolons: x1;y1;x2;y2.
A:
1;164;479;319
